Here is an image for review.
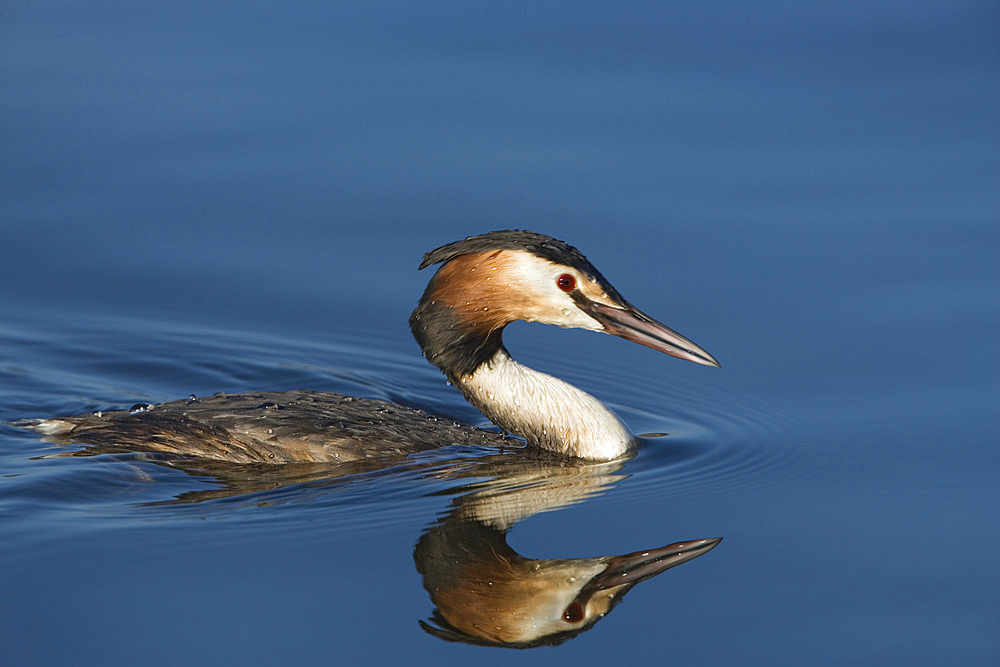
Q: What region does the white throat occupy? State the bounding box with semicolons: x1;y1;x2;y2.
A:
453;349;633;461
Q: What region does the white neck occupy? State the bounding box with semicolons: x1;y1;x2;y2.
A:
453;349;634;461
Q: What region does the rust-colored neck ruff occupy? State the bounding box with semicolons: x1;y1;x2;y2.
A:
410;250;522;379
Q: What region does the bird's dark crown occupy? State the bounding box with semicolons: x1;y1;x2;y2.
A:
419;230;624;301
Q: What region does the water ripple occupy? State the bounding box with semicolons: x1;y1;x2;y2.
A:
3;314;815;528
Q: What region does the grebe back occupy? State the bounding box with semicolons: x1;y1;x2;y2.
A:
19;230;719;463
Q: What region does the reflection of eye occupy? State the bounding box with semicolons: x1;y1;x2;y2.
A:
556;274;576;292
562;601;584;623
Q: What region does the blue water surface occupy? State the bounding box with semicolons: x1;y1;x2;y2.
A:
1;2;998;664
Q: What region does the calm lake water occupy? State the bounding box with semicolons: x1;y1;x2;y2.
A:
2;2;998;664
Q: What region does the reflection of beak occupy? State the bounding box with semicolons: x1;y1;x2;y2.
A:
574;295;721;368
594;537;722;589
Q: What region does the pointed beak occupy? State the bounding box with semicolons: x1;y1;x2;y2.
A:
593;537;722;590
573;296;721;367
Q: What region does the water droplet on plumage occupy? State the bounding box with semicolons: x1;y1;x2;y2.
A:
129;403;152;414
257;401;279;410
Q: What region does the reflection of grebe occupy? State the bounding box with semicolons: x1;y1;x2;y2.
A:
416;460;721;647
20;231;718;463
417;520;721;648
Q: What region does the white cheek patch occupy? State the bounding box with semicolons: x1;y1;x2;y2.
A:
505;252;604;331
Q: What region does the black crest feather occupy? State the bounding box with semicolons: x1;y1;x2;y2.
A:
422;230;583;273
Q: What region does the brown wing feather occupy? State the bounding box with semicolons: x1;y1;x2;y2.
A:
22;390;513;463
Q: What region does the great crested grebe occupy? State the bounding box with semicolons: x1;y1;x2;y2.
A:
20;230;719;463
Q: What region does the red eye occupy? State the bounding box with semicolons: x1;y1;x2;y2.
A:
562;601;584;623
556;274;576;292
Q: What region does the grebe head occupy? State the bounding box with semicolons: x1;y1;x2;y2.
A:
410;230;720;378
